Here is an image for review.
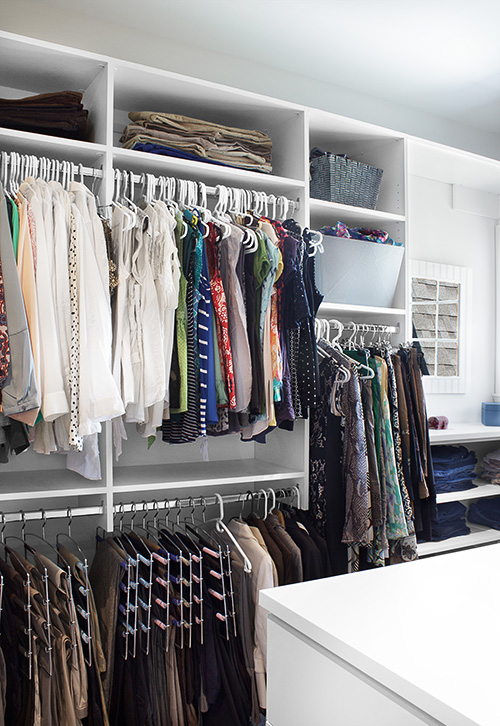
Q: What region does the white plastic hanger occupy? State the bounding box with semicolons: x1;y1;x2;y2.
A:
213;493;252;574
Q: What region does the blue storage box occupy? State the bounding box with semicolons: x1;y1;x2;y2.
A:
481;402;500;426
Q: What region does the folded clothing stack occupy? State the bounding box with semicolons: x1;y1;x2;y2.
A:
120;111;273;173
0;91;91;140
320;221;400;246
468;499;500;530
480;448;500;484
431;502;470;541
431;445;478;493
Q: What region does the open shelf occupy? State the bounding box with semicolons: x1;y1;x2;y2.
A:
0;127;107;162
429;423;500;445
318;301;406;320
436;479;500;504
309;198;405;227
112;147;305;195
0;470;107;502
418;524;500;557
113;460;305;494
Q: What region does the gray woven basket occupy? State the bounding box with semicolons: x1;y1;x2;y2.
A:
310;153;383;209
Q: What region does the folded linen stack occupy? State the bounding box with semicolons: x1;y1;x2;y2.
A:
468;499;500;530
480;449;500;485
431;502;470;541
0;91;91;140
120;111;273;173
431;445;478;493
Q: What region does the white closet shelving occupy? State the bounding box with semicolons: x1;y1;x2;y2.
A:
0;30;311;534
1;30;499;551
418;425;500;556
306;108;407;330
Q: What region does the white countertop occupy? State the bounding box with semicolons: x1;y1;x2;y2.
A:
260;545;500;726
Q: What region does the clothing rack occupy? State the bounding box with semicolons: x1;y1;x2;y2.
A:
113;485;300;517
0;485;300;527
343;322;399;334
117;167;300;216
0;149;103;182
316;317;400;338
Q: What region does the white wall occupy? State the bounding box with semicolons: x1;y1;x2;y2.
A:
1;0;499;161
409;175;497;423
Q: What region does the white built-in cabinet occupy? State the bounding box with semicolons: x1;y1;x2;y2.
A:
0;30;499;554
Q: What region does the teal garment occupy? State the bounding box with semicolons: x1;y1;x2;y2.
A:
8;198;19;261
372;356;408;540
259;233;279;341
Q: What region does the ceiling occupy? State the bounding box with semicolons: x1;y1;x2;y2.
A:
6;0;500;137
47;0;500;136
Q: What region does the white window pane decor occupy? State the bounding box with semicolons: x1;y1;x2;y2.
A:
410;261;471;394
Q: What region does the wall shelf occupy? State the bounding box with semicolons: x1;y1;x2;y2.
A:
429;423;500;445
418;524;500;556
318;301;406;319
309;198;405;227
113;460;305;494
112;147;306;193
436;479;500;504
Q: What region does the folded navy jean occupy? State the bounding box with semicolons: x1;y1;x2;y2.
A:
434;479;477;493
468;499;500;530
432;445;477;467
431;502;470;541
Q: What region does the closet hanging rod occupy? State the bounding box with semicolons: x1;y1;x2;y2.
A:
113;486;300;516
317;318;400;335
119;169;299;213
0;504;104;525
0;150;103;179
343;322;399;334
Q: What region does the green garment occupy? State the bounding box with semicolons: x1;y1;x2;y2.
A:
9;198;19;261
170;210;189;415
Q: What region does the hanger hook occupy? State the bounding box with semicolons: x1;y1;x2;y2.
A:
163;498;171;526
67;507;73;538
117;502;125;532
258;489;269;519
199;496;207;524
267;487;276;514
175;498;182;526
0;512;5;546
214;492;225;529
130;502;137;531
150;499;158;529
141;501;149;529
187;497;196;524
240;490;253;519
39;508;47;541
20;510;26;540
291;484;301;509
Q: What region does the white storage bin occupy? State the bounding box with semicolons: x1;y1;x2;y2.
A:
318;235;404;307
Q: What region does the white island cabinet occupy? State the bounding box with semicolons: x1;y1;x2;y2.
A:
260;544;500;726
